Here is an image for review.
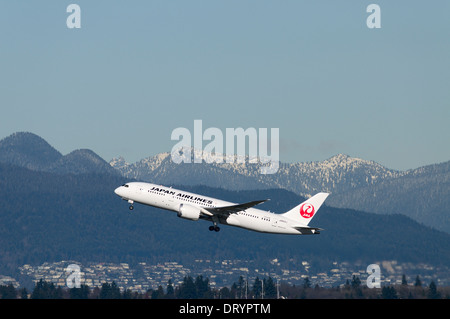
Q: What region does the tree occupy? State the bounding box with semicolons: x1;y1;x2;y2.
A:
401;274;408;286
350;275;363;298
151;285;165;299
99;281;121;299
381;286;398;299
195;275;211;298
0;284;17;299
252;277;262;299
302;277;311;289
178;276;197;299
344;279;350;290
264;277;277;299
427;281;441;299
219;286;232;299
122;289;134;299
414;275;422;287
31;280;62;299
351;275;361;289
166;280;175;299
236;276;246;299
99;282;110;299
69;284;90;299
20;288;28;299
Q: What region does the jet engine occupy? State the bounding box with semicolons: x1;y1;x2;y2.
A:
177;204;201;221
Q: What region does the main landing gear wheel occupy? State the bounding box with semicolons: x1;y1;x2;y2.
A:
209;226;220;232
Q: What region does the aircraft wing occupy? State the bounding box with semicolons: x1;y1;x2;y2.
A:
201;199;269;217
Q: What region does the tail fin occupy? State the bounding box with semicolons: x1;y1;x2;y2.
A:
282;193;329;226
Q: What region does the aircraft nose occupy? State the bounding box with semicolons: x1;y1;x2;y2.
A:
114;186;123;196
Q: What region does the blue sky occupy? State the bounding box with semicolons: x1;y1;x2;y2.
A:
0;1;449;170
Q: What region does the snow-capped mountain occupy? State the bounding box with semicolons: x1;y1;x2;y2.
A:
0;131;447;232
110;150;404;197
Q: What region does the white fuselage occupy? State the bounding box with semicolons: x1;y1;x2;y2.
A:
114;182;304;234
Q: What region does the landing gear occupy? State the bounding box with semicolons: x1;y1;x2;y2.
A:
128;200;134;211
209;218;220;232
209;225;220;232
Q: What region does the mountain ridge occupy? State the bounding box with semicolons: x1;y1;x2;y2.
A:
0;132;118;176
0;132;448;232
110;150;406;196
0;132;62;171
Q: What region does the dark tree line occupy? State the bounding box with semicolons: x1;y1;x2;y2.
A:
1;275;449;299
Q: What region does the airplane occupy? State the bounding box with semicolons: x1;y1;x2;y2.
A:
114;182;329;235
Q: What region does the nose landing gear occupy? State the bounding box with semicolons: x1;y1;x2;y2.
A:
128;200;134;211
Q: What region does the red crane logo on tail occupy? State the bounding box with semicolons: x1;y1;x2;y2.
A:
299;203;315;218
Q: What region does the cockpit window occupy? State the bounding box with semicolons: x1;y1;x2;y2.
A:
122;184;129;188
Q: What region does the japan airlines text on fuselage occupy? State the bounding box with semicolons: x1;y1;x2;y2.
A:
114;182;329;235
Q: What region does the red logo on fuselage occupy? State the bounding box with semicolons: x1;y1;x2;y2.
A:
300;203;315;218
